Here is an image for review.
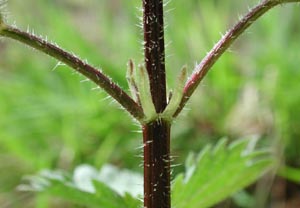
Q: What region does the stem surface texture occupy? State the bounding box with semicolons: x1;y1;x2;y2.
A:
143;120;171;208
142;0;170;208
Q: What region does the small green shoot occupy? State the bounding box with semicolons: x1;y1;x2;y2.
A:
135;64;157;123
126;60;139;104
162;65;187;121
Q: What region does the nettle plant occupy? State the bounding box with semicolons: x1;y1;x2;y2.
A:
1;0;299;208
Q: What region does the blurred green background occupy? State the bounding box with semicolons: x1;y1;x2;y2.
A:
0;0;300;207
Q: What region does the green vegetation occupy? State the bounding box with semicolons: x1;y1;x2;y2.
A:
0;0;299;207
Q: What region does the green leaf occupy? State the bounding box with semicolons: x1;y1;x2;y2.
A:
278;165;300;183
123;192;142;208
19;166;142;208
172;138;275;208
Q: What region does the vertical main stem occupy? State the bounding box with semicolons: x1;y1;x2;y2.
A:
143;120;171;208
142;0;170;208
143;0;167;112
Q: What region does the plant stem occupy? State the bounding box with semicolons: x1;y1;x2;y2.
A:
173;0;300;117
142;0;170;207
143;0;167;113
0;25;144;120
143;120;171;208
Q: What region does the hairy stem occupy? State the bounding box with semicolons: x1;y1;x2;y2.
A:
174;0;300;117
142;0;170;207
0;24;144;120
143;120;171;208
143;0;167;113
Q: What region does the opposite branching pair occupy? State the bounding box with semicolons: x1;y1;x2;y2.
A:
1;0;299;123
1;0;300;208
126;60;187;123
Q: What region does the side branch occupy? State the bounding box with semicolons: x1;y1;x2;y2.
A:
173;0;300;117
0;24;144;120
